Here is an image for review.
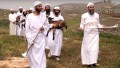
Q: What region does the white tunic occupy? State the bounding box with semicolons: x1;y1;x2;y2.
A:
16;11;23;36
44;11;53;49
8;13;17;35
20;15;26;36
80;12;102;65
25;12;51;68
47;13;64;56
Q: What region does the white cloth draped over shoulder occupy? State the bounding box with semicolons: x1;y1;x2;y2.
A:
80;12;103;65
46;13;64;56
8;13;17;35
25;12;52;68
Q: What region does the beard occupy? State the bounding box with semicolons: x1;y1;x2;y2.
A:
35;8;41;13
23;13;26;17
46;9;50;14
54;12;60;16
11;12;14;14
20;10;23;13
88;9;94;15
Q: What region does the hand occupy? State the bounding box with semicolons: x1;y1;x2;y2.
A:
40;27;44;32
21;19;25;22
78;27;84;31
13;22;16;24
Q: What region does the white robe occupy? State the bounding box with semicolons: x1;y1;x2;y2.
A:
20;15;26;37
80;12;103;65
8;13;17;35
25;12;51;68
16;11;23;36
47;13;64;56
44;11;53;49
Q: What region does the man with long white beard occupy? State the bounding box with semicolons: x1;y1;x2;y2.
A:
47;6;64;61
8;9;17;35
16;7;23;36
79;2;104;68
25;1;55;68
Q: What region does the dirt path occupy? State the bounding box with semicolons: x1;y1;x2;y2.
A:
0;57;29;68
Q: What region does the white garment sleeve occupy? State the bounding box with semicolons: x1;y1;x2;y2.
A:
8;14;11;22
97;14;103;28
25;16;33;45
60;16;64;21
9;14;13;22
80;14;85;29
43;17;53;35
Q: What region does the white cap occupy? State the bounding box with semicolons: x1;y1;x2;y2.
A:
87;2;94;7
23;9;26;12
30;7;33;10
34;1;42;7
10;8;14;11
19;6;23;9
54;6;60;10
45;4;50;6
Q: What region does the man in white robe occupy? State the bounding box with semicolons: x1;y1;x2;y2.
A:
20;10;27;37
44;4;53;18
79;2;104;68
44;4;53;49
47;6;64;61
16;7;23;36
25;1;54;68
8;9;17;35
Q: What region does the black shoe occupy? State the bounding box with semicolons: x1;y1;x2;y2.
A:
87;65;92;68
92;64;97;68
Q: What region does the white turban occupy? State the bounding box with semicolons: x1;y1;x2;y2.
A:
87;2;94;7
34;1;42;7
10;8;14;11
45;4;50;6
54;6;60;10
23;9;26;12
19;6;23;9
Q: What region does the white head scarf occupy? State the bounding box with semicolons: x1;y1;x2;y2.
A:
87;2;94;7
45;4;50;6
30;7;33;10
34;1;42;7
10;8;14;11
54;6;60;10
19;6;23;9
23;10;26;12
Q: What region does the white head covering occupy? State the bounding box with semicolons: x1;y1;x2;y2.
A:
87;2;94;7
10;8;14;11
19;6;23;9
30;7;33;10
34;1;42;7
45;4;50;6
54;6;60;10
23;9;26;12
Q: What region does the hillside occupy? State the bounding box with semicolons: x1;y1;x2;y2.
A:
0;9;10;20
59;2;107;20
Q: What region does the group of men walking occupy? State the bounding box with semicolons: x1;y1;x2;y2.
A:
9;6;33;36
8;1;106;68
